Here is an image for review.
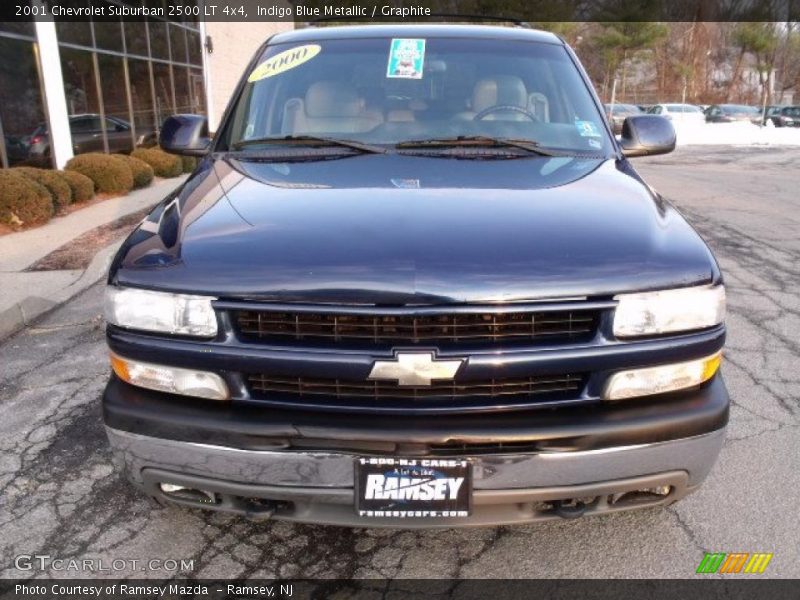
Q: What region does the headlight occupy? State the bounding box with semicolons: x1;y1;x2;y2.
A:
613;285;725;337
105;286;218;337
110;353;229;400
604;352;721;400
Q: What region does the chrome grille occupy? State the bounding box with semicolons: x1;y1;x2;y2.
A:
235;309;599;345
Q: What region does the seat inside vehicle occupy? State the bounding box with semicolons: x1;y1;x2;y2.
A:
282;81;384;135
455;75;530;120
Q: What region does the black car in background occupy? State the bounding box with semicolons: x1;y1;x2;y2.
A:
704;104;760;124
102;24;728;528
762;105;799;127
3;134;29;163
603;103;643;134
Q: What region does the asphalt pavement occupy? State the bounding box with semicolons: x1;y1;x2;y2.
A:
1;146;798;579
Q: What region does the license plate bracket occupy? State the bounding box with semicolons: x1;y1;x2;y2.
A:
354;457;472;518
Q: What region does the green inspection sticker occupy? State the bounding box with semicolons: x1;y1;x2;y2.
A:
386;38;425;79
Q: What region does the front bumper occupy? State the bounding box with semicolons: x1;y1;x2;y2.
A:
104;375;728;527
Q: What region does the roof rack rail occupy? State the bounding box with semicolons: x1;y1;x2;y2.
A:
306;14;533;28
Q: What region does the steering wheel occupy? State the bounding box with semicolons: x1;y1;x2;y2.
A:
474;105;539;121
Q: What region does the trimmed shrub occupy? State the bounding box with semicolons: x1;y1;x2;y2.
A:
0;170;54;227
131;147;183;178
13;166;73;210
181;155;198;174
57;169;95;203
113;154;154;189
65;152;134;194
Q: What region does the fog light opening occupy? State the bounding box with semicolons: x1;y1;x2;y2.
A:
650;485;671;496
611;486;673;506
243;497;287;522
159;482;218;505
551;497;591;519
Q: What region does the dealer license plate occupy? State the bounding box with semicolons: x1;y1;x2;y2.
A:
355;457;472;518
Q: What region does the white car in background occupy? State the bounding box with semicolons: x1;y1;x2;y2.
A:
648;103;706;125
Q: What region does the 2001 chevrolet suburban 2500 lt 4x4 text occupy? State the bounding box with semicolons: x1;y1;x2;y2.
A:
102;24;728;527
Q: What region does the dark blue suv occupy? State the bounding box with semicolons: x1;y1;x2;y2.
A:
102;24;728;527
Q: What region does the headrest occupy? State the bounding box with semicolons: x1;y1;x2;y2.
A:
472;76;527;113
305;81;363;118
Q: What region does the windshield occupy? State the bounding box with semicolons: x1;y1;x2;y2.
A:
220;37;612;155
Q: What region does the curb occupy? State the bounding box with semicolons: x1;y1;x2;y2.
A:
0;239;123;341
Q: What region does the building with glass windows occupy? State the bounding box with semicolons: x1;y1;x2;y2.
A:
0;4;290;169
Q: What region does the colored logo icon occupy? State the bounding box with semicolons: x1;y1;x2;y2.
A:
696;552;773;574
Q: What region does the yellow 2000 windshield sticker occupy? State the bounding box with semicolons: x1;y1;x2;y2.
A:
248;44;321;82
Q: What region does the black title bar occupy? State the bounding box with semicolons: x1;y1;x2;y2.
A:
2;0;799;22
2;579;800;600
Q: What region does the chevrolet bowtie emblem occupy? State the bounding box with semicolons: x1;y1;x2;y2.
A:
368;352;465;386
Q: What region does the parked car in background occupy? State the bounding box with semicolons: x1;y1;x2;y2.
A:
704;104;760;124
26;114;156;160
604;103;643;134
648;103;706;126
762;105;799;128
3;134;29;164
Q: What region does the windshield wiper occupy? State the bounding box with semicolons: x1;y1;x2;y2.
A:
231;135;387;154
395;136;578;157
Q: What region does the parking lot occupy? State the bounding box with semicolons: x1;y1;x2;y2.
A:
1;145;798;579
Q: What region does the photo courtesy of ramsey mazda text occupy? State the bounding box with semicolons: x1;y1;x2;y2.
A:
102;23;728;527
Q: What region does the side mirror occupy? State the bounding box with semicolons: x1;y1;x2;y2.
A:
620;115;676;158
159;114;211;156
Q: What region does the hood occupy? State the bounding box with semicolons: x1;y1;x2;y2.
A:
113;153;718;304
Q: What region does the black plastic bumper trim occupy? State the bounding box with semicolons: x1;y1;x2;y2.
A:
103;373;729;453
